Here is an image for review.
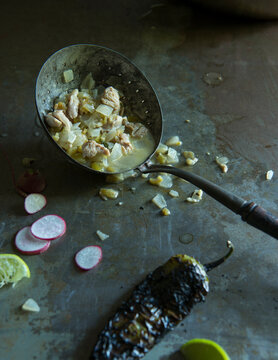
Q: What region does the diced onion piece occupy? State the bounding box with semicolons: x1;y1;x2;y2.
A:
266;170;274;180
105;129;117;142
186;189;203;203
152;194;167;209
165;136;182;147
99;188;119;200
183;151;195;159
216;156;229;173
96;230;109;241
216;156;229;165
81;73;95;90
96;104;113;117
156;143;168;154
87;128;101;138
63;69;74;83
166;147;179;164
159;174;173;189
169;189;179;198
82;103;95;113
22;298;40;312
185;157;198;166
109;143;123;162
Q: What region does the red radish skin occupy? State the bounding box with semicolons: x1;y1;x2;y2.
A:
15;226;50;255
24;193;47;214
75;246;102;271
17;170;46;194
31;215;66;241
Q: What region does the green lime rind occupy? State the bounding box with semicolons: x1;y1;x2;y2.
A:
180;338;230;360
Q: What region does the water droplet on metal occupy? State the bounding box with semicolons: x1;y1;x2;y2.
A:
179;233;194;245
203;72;223;86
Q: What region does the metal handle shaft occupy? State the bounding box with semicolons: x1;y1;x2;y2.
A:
139;163;278;240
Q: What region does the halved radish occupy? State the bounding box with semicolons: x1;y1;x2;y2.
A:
15;226;50;255
31;215;66;240
24;193;47;214
75;246;102;271
17;169;46;194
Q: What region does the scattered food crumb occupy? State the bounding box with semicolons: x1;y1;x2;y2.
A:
117;201;124;206
96;230;109;241
99;188;119;200
185;119;191;123
185;157;198;166
130;187;136;193
152;194;167;209
186;189;203;203
106;174;125;183
22;298;40;313
63;69;74;83
206;152;211;156
169;190;179;198
149;175;163;186
161;208;171;216
266;170;274;180
216;156;229;173
183;151;198;166
141;173;149;178
165;136;182;147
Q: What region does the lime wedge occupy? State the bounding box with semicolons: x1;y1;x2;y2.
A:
0;254;30;288
180;338;230;360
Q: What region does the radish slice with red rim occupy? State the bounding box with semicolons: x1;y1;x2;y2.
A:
75;246;102;271
24;193;47;214
31;215;66;240
15;226;50;254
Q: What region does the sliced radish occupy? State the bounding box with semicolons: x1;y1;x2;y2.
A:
31;215;66;240
24;193;47;214
17;169;46;194
75;246;102;271
15;226;50;254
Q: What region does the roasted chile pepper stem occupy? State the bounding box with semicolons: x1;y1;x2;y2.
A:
204;241;234;272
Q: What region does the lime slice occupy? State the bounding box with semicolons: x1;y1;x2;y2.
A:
0;254;30;288
180;338;230;360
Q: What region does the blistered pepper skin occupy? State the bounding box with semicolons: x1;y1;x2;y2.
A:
90;255;209;360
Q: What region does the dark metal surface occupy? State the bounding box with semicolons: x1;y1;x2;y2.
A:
1;1;278;360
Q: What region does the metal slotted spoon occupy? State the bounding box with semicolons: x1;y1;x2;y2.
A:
35;44;278;240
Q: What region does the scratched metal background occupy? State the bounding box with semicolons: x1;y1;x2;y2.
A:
1;1;278;360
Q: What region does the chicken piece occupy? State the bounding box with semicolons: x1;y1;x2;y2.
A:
101;87;120;112
45;112;62;128
125;122;148;138
117;133;133;154
103;115;123;130
67;89;80;119
82;140;110;159
53;110;72;131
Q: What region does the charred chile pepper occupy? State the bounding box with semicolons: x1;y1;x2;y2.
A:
90;241;233;360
